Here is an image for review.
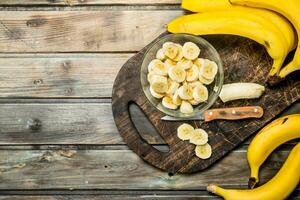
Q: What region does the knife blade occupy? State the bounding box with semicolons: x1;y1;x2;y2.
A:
161;106;264;122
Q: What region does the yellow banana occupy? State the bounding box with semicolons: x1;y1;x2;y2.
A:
181;0;296;59
207;142;300;200
230;0;300;85
247;114;300;188
168;10;291;79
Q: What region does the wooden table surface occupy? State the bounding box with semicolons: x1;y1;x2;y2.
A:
0;1;299;199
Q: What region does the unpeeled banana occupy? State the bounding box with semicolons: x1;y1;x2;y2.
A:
207;142;300;200
168;9;295;79
230;0;300;85
247;114;300;188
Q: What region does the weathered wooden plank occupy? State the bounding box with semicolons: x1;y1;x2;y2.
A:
0;149;298;190
0;0;181;6
0;102;298;145
0;103;163;144
0;11;182;53
0;54;131;98
0;196;216;200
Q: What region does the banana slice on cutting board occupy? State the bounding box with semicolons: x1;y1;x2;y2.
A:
180;100;194;114
190;129;208;145
200;59;218;79
178;84;193;100
162;96;178;110
186;64;199;82
193;84;208;102
182;42;201;60
177;123;195;140
168;65;186;83
195;143;212;159
151;75;168;93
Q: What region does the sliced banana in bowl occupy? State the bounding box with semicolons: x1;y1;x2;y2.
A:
140;34;223;118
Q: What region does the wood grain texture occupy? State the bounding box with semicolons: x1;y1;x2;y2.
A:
0;0;181;5
0;195;299;200
0;54;131;98
0;102;298;145
0;11;182;53
0;149;298;191
0;196;219;200
0;103;165;144
112;33;300;173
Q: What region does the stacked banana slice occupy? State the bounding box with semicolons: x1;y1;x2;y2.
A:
147;41;218;114
177;123;212;159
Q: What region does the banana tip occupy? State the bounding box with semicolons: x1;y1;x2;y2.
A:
207;184;217;193
248;177;258;189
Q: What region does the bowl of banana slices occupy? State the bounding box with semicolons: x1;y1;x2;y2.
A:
141;33;224;118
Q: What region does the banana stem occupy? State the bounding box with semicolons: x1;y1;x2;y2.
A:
207;184;228;197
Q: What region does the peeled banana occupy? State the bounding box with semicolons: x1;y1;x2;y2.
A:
247;114;300;188
169;3;296;79
219;83;265;103
230;0;300;84
207;142;300;200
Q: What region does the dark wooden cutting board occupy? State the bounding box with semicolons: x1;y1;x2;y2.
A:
112;32;300;174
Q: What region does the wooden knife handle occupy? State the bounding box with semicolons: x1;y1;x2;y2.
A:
203;106;264;122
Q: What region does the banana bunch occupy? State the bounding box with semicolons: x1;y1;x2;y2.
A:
168;0;298;85
207;114;300;200
147;41;218;114
177;123;212;159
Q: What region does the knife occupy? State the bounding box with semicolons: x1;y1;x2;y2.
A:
161;106;264;122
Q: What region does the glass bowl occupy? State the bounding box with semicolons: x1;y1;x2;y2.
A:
141;33;224;118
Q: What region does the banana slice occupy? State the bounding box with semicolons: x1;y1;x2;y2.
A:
193;84;208;102
173;44;184;61
189;99;201;105
168;65;186;83
162;96;178;110
195;143;212;159
177;123;194;140
177;58;193;70
172;90;182;106
189;81;202;88
199;75;214;85
164;59;177;69
167;79;179;95
156;48;166;61
150;59;168;76
150;86;164;99
147;71;156;83
182;42;200;60
186;64;199;82
200;59;218;79
194;58;205;69
190;129;208;145
180;100;194;114
163;42;179;60
151;75;168;93
178;85;193;100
